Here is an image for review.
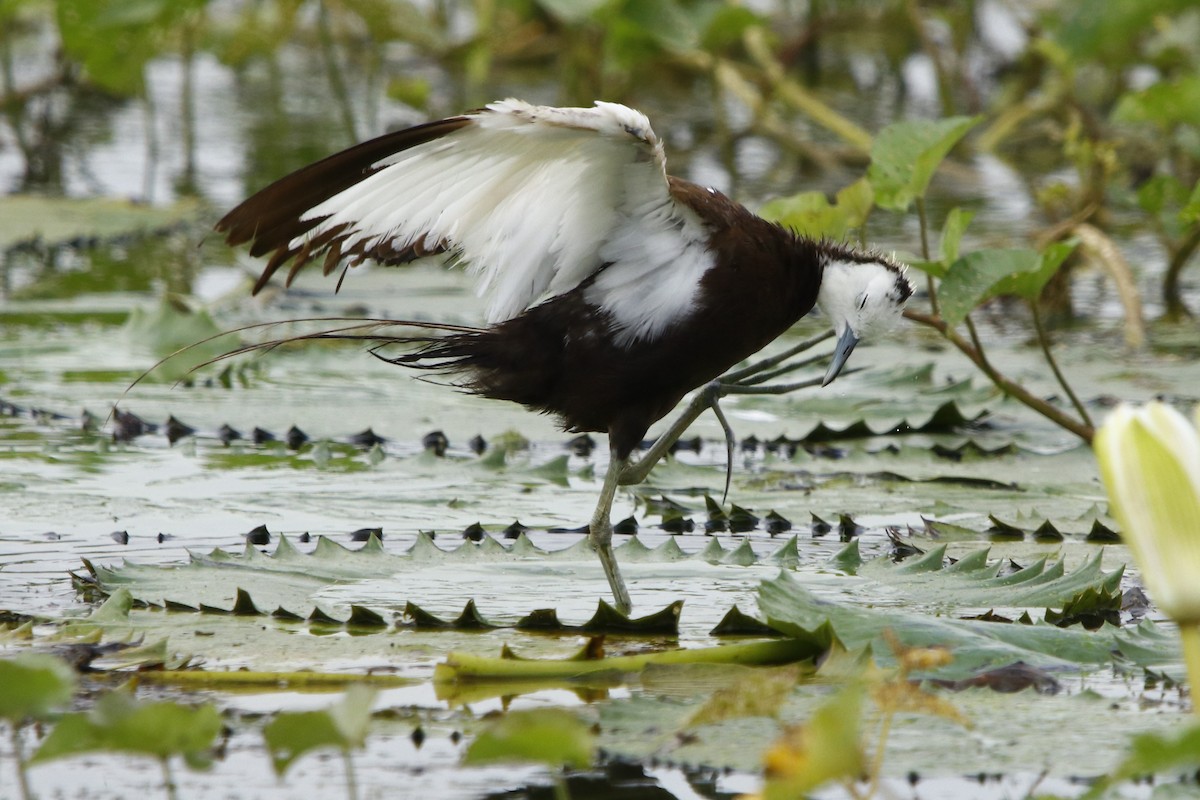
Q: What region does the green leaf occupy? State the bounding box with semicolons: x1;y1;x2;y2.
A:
1112;75;1200;129
262;685;376;775
990;240;1077;300
56;0;205;96
0;655;76;721
1183;179;1200;224
32;692;221;765
938;246;1073;327
687;665;800;726
0;195;198;249
262;710;344;775
464;708;594;769
868;116;981;211
758;571;1130;680
700;5;762;51
761;685;864;800
1111;724;1200;781
939;208;975;265
759;178;874;240
536;0;610;24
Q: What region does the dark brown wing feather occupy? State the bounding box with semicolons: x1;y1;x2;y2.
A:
215;116;473;294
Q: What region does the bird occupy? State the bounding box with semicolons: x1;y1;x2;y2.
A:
215;99;913;614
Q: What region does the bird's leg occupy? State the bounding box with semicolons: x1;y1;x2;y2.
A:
618;381;724;487
590;445;633;615
618;331;850;490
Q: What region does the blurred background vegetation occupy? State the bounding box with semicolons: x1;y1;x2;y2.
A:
1;0;1197;321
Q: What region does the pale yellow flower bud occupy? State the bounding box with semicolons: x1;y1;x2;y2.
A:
1094;402;1200;711
1094;403;1200;624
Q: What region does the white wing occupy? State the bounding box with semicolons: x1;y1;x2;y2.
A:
219;100;715;343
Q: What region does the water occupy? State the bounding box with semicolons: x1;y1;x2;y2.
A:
3;3;1200;798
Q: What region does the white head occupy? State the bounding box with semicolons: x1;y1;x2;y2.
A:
816;255;912;386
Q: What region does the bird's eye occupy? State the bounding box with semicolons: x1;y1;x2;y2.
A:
857;294;868;310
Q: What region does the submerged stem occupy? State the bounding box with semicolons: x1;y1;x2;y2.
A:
1029;300;1092;429
864;711;894;799
10;724;33;800
343;749;360;800
161;757;178;800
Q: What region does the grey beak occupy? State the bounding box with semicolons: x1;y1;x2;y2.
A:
822;327;859;387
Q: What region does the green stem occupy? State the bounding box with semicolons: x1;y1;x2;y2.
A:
317;0;358;144
864;711;894;799
10;724;34;800
553;774;572;800
916;197;939;316
1181;624;1200;717
343;750;359;800
905;309;1095;442
1029;300;1092;428
161;757;178;800
962;315;993;375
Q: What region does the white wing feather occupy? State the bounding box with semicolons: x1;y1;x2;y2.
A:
291;99;715;343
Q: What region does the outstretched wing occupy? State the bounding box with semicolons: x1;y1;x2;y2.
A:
217;99;713;335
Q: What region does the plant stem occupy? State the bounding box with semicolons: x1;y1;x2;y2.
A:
864;711;894;799
1029;300;1093;428
1164;225;1200;320
161;757;178;800
10;724;33;800
915;197;940;316
905;309;1095;442
316;0;358;144
962;315;994;375
343;750;359;800
1181;624;1200;717
553;774;572;800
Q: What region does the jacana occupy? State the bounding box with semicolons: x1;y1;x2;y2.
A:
216;99;913;614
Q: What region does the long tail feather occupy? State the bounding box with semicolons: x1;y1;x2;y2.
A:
114;316;487;422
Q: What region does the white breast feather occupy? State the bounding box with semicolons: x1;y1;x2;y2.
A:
292;100;712;339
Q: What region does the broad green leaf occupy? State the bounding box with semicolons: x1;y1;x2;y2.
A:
759;178;874;240
852;544;1124;610
122;298;229;361
939;208;975;265
908;208;976;279
32;692;221;766
700;5;762;50
1112;75;1200;129
0;196;198;249
1183;179;1200;224
263;686;376;775
761;685;864;800
535;0;610;24
56;0;205;96
938;247;1063;327
868;117;981;211
464;708;594;769
1109;724;1200;781
687;665;801;726
758;571;1133;680
990;240;1077;300
262;710;344;775
0;655;76;721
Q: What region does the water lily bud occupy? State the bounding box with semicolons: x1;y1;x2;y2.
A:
1094;403;1200;624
